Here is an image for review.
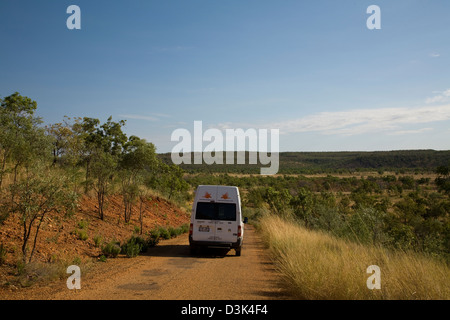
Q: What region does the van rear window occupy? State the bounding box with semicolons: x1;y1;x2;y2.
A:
195;202;236;221
217;203;237;221
195;202;216;220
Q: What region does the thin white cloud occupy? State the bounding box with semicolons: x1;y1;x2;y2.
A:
216;105;450;136
430;53;440;58
149;113;172;118
119;114;159;121
275;105;450;135
388;128;433;135
426;95;447;104
426;88;450;104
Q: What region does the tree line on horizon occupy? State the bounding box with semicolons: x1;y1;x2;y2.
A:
158;150;450;174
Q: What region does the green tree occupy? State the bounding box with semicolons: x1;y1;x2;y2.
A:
119;136;157;223
435;164;450;197
77;116;127;194
9;163;78;263
91;150;116;220
100;116;127;156
244;187;265;208
345;207;387;245
264;187;292;215
310;204;343;234
394;192;428;226
76;117;101;192
160;163;189;200
290;188;314;228
147;158;189;202
46;116;84;166
0;92;48;188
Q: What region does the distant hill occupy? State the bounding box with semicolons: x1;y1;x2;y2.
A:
158;150;450;174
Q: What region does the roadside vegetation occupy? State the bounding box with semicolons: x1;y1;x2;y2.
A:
0;92;190;288
187;168;450;262
101;224;189;259
186;163;450;299
259;214;449;299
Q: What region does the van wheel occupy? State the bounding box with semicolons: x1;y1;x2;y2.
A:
235;247;241;256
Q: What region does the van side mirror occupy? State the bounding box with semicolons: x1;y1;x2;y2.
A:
243;217;248;224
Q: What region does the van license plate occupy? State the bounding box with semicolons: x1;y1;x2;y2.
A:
199;226;210;232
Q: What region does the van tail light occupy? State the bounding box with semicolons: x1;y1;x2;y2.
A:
237;225;242;237
189;223;193;236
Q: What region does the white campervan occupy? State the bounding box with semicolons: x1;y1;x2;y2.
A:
189;185;245;256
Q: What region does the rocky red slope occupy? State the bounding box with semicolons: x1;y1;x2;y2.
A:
0;193;190;288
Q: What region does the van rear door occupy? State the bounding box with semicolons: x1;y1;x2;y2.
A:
215;203;237;242
192;186;218;242
193;201;216;242
215;186;239;243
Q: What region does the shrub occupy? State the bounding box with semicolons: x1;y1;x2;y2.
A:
121;237;142;258
179;223;189;234
72;256;82;265
147;229;160;247
344;207;387;246
14;260;71;287
93;234;103;247
310;204;344;235
132;235;149;253
168;226;176;238
168;226;182;238
158;226;171;240
101;241;121;258
76;229;88;241
77;220;88;229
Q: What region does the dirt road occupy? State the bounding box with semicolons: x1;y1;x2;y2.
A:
47;225;289;300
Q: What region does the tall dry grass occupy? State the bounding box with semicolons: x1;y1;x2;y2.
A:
259;214;450;300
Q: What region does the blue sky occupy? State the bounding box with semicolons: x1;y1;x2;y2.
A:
1;0;449;153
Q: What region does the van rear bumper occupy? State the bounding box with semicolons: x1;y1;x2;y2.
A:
189;235;242;249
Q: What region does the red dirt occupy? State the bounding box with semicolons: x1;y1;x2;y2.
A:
0;193;190;292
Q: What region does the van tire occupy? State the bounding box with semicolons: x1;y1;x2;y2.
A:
235;247;241;256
